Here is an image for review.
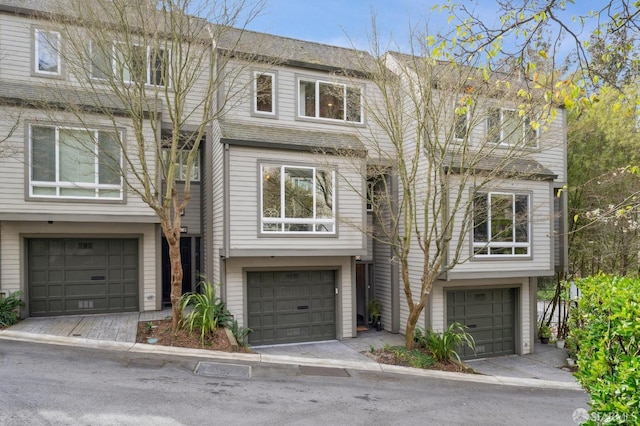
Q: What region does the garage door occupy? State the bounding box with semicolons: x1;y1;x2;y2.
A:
28;238;138;316
446;288;516;359
247;270;336;346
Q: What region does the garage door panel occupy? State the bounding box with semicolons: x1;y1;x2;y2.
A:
248;270;336;346
48;284;64;297
447;288;516;359
28;238;139;317
65;283;105;296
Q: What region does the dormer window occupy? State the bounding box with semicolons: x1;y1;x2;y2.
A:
298;78;363;123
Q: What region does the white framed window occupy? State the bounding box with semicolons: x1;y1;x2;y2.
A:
253;71;276;115
29;125;123;200
261;164;335;234
162;149;200;181
90;41;170;87
473;191;530;256
298;78;362;123
453;101;469;141
35;29;61;76
487;108;538;147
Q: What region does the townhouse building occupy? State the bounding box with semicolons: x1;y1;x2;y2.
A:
0;0;567;357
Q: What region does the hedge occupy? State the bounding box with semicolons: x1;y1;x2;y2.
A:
570;275;640;425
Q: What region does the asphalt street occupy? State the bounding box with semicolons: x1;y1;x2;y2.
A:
0;340;589;426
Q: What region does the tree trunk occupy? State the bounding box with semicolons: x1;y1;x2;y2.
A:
167;230;183;332
404;307;422;350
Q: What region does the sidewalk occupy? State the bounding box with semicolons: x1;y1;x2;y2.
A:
0;312;582;391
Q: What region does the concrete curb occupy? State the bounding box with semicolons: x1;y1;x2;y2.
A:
0;329;583;391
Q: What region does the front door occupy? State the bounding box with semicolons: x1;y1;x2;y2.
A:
161;236;201;306
356;263;374;326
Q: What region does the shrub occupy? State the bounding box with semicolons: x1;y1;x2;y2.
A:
0;291;25;327
569;274;640;425
230;319;252;347
179;281;232;344
415;322;475;364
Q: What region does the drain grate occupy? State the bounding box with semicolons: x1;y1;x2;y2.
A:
299;365;350;377
127;358;165;369
195;362;252;378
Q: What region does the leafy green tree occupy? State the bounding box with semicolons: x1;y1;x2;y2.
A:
567;84;640;277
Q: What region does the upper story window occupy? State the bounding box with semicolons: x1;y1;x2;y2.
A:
366;180;375;211
35;29;61;76
261;164;335;234
253;71;276;116
453;103;469;141
90;41;170;87
162;149;200;181
298;78;363;123
29;125;123;200
487;108;537;147
473;191;530;256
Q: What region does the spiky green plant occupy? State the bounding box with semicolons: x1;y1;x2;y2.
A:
179;281;232;344
418;322;476;364
230;319;252;347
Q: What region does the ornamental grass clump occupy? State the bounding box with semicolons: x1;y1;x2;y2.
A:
179;281;232;344
415;322;476;364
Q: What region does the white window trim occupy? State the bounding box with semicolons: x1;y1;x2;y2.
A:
29;124;124;200
487;108;539;148
453;99;470;142
34;28;61;76
252;70;276;116
260;163;336;234
162;148;200;182
472;191;531;257
147;45;172;88
297;77;364;124
90;41;171;88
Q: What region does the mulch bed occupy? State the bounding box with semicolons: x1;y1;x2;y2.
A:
365;348;476;373
136;318;238;352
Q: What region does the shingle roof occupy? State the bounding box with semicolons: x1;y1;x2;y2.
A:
444;152;557;180
219;120;366;155
216;27;376;75
0;80;161;115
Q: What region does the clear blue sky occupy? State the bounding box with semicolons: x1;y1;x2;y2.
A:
245;0;601;53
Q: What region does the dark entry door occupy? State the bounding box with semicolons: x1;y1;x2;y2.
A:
162;236;200;306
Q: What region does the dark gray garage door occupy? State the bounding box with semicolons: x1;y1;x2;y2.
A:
447;288;516;359
247;270;336;346
28;238;138;316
